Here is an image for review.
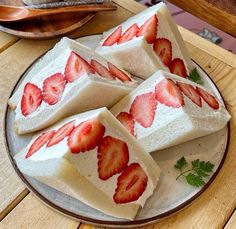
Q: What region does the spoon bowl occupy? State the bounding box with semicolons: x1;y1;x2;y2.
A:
0;6;29;20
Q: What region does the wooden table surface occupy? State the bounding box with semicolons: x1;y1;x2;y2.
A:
0;1;236;228
167;0;236;38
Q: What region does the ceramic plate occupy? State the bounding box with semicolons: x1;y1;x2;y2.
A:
4;35;229;228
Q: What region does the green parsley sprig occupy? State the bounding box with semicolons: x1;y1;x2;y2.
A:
174;156;214;187
188;68;204;85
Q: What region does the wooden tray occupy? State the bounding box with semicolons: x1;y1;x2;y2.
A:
0;0;95;39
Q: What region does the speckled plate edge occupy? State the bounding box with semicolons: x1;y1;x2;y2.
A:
3;35;230;228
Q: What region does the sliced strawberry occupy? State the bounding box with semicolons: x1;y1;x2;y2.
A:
107;62;132;82
117;23;139;45
177;82;202;107
153;38;172;66
169;58;187;78
97;136;129;180
47;120;75;147
113;163;148;204
196;87;219;110
21;82;42;117
130;92;157;128
155;78;184;108
116;112;135;136
67;118;105;153
90;59;115;80
42;73;66;105
25;131;54;159
65;51;95;83
137;15;158;44
102;26;122;46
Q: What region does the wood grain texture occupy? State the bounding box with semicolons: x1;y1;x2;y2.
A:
168;0;236;37
112;0;144;14
209;0;236;15
225;210;236;229
178;27;236;69
0;31;19;53
79;224;102;229
0;193;80;228
0;157;28;220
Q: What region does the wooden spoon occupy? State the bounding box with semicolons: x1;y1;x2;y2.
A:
0;3;117;22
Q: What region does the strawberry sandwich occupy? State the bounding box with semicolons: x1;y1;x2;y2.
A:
14;107;160;220
8;37;136;135
96;2;194;79
111;71;231;153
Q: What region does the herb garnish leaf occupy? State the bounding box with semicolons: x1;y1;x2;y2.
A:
175;156;215;187
188;68;204;85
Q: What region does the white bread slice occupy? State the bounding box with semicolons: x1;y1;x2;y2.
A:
8;37;137;135
96;2;194;79
110;71;231;153
14;107;160;220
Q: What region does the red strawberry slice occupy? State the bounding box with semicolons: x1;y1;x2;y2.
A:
90;59;115;80
177;82;202;107
196;87;219;110
65;51;95;83
102;26;122;46
130;92;157;128
137;15;158;44
155;78;184;108
169;58;187;78
153;38;172;66
116;112;135;136
67;118;105;153
25;131;54;159
97;136;129;180
42;73;66;105
47;120;75;147
21;82;42;117
107;62;132;82
117;23;139;45
113;163;148;204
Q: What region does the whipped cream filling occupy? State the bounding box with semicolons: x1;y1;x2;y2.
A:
114;87;227;140
15;48;72;119
98;6;189;73
15;47;135;120
111;72;230;141
26;111;153;205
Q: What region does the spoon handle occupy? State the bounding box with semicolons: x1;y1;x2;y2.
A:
28;3;117;18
